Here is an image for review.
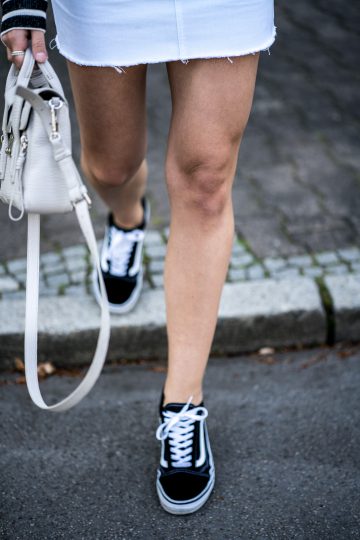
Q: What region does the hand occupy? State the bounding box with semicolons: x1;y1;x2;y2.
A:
1;28;48;69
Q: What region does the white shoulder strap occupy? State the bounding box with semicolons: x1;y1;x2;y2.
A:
25;203;111;411
25;203;110;411
19;86;111;411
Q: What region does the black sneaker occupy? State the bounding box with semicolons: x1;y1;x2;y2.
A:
155;394;215;515
92;195;151;314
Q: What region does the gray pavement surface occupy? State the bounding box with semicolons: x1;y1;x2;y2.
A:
1;0;359;261
1;344;360;539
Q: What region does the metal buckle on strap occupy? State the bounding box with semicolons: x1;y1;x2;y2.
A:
71;184;92;208
83;189;92;206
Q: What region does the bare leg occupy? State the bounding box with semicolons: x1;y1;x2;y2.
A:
65;62;148;228
163;54;260;405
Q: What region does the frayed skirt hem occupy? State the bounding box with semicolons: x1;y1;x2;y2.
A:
49;28;276;71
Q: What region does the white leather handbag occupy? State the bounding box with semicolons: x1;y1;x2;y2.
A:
0;43;111;412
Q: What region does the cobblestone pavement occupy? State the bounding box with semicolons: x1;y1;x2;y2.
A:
1;231;359;300
0;0;359;262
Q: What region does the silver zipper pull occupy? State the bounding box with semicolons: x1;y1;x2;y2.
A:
15;134;29;171
5;132;14;156
48;96;64;135
20;134;28;152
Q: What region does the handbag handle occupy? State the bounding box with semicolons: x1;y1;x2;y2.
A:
1;43;65;166
5;42;63;96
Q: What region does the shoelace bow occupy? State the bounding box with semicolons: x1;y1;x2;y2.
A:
106;227;145;277
156;396;208;468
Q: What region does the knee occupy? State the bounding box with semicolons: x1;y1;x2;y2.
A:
80;150;145;188
165;148;236;217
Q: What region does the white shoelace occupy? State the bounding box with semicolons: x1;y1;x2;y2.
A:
102;226;145;277
156;396;208;468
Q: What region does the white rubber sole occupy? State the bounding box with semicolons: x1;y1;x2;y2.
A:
92;266;144;315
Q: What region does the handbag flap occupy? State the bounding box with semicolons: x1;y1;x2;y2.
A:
6;87;60;133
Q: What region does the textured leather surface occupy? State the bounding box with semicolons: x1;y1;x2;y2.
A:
0;45;74;214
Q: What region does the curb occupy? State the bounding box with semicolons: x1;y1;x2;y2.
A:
0;276;329;370
324;274;360;343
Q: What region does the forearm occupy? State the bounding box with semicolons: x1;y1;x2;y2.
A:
0;0;48;38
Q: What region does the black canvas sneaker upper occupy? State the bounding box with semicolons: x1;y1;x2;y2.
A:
98;196;149;305
156;395;215;506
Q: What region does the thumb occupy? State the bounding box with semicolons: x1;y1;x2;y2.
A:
30;29;48;63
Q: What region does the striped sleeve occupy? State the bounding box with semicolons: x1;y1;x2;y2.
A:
0;0;48;38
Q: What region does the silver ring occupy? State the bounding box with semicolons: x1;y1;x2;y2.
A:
11;50;25;56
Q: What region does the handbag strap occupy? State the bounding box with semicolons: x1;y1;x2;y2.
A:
17;85;111;411
26;204;110;411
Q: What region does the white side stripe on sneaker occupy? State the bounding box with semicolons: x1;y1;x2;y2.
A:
128;233;145;276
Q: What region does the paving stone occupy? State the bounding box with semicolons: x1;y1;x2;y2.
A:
62;245;87;258
64;285;89;297
46;273;70;289
15;271;27;283
151;274;164;288
0;265;6;276
231;240;247;256
145;244;167;259
39;284;58;297
337;247;360;263
271;268;301;280
324;264;350;276
40;252;62;266
351;262;360;273
246;265;265;280
237;216;301;259
228;268;246;282
314;251;340;266
70;270;88;284
7;258;27;274
141;279;151;292
1;290;26;300
0;276;19;293
64;257;87;273
263;257;288;272
144;230;164;246
303;267;324;278
231;253;254;268
148;259;164;274
325;273;360;342
43;262;67;276
287;254;314;268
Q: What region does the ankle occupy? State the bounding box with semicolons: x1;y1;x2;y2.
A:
112;198;145;230
163;385;203;407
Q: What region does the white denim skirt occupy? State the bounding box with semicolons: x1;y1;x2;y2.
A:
51;0;276;69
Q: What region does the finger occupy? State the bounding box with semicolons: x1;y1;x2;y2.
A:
2;29;29;69
30;29;48;63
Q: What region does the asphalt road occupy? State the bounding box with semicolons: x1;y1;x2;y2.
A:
1;345;359;539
